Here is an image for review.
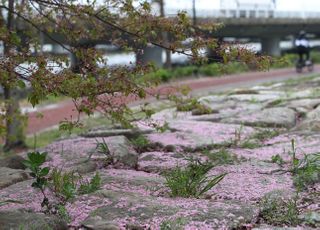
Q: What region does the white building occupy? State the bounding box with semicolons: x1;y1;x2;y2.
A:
220;0;276;10
220;0;276;18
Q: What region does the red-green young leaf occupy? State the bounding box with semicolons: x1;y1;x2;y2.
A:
28;94;41;108
10;32;21;46
22;160;33;169
27;152;47;165
293;158;299;167
59;121;75;133
31;182;40;188
27;152;37;163
138;89;146;98
141;2;151;11
155;122;169;133
222;54;228;64
144;109;154;118
36;178;47;188
17;80;26;89
39;167;50;177
180;85;191;96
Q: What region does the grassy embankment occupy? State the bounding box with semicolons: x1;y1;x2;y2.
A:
147;51;320;82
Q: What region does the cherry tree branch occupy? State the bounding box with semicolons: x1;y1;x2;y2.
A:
0;4;73;53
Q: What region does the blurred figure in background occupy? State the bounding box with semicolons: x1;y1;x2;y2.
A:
295;30;310;64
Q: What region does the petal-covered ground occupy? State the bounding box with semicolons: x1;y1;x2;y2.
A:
1;75;320;229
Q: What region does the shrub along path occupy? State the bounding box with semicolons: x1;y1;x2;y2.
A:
1;69;320;229
26;65;320;134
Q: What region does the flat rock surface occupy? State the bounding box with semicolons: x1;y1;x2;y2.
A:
0;155;26;170
222;107;297;128
295;105;320;131
137;151;189;173
146;121;256;150
0;210;68;230
103;136;139;168
0;167;29;189
82;189;259;229
226;94;281;102
284;98;320;111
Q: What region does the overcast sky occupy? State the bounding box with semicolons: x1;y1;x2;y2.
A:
277;0;320;11
164;0;320;12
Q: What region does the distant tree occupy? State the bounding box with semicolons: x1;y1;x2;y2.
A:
0;0;269;151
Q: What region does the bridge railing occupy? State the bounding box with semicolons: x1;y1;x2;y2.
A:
166;9;320;19
274;11;320;18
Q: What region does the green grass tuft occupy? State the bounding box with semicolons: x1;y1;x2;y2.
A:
165;159;226;198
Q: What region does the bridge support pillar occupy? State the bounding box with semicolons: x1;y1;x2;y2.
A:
52;44;65;54
136;45;163;68
261;37;281;57
70;52;79;72
70;44;96;73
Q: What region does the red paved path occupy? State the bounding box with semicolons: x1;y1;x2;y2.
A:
27;65;320;134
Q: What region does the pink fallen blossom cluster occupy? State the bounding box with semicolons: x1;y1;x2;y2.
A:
207;162;293;201
67;195;112;226
169;121;255;142
232;135;320;161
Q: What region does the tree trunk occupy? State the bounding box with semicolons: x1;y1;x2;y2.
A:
3;0;26;151
3;88;26;151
